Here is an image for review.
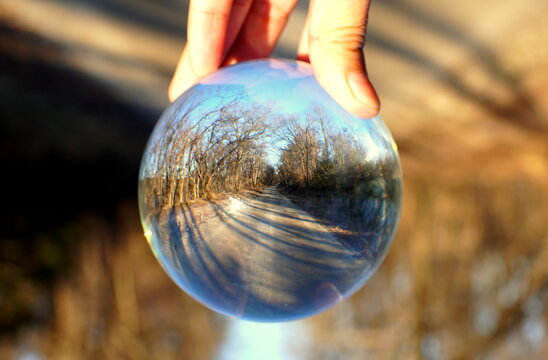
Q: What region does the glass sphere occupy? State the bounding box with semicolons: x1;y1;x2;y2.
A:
138;59;402;322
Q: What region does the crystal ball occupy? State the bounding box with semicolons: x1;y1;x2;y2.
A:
138;59;402;322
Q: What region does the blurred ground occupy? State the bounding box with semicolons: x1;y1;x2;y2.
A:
0;0;547;359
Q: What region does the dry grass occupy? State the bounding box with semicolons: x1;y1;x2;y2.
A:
0;204;222;360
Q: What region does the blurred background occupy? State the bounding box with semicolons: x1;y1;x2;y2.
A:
1;0;547;358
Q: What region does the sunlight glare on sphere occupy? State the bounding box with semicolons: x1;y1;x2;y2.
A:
138;59;402;322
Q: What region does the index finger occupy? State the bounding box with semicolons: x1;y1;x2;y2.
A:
187;0;234;77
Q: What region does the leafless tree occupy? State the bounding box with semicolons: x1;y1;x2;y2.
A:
140;94;277;213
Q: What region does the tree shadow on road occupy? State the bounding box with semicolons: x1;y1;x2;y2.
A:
153;187;375;320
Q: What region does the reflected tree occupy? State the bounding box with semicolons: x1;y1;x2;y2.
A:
276;104;384;198
140;91;277;214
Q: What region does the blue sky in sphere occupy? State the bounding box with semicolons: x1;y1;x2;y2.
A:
200;59;327;115
184;59;395;166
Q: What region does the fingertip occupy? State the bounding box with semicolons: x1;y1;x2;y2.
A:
347;102;381;119
348;72;379;109
347;71;380;118
338;92;380;119
312;60;381;119
167;81;180;103
168;47;201;103
168;66;188;103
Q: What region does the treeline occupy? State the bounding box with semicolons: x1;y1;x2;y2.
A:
141;95;277;210
140;95;400;212
277;109;398;198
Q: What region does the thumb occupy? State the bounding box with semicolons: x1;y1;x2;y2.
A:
307;0;379;119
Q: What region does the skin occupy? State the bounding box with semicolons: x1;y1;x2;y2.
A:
169;0;380;119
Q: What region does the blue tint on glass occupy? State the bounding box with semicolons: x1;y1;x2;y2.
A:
139;59;402;322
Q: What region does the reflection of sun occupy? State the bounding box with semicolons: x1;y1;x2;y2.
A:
360;130;383;161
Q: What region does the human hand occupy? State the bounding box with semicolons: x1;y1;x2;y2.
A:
168;0;380;119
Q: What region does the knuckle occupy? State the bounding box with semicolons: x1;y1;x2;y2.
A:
192;6;229;21
311;25;366;52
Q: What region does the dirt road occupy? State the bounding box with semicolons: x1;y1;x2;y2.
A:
158;186;370;320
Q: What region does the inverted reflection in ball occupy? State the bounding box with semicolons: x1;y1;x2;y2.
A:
138;59;402;322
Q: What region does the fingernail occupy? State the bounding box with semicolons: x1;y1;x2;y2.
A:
348;71;380;111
